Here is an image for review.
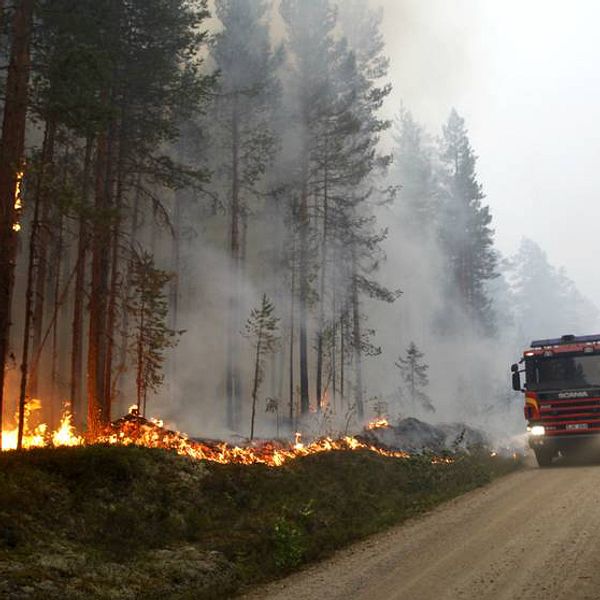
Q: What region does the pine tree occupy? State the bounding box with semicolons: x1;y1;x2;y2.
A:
211;0;282;431
44;0;213;434
439;109;496;333
0;0;35;449
508;238;599;341
243;294;279;440
280;0;397;422
395;342;434;414
391;108;438;232
280;0;337;416
336;2;397;420
128;252;181;417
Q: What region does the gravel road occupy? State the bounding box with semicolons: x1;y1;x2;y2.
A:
241;460;600;600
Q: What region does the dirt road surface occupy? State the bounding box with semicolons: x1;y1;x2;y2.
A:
241;461;600;600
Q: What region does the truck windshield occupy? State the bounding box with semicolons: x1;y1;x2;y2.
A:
526;354;600;391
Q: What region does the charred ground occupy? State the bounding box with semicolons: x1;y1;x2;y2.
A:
0;446;519;599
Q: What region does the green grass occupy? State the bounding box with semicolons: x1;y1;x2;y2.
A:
0;445;520;599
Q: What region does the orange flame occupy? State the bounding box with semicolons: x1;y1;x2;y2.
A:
95;415;414;467
1;410;81;451
12;169;24;232
2;406;453;467
366;417;390;430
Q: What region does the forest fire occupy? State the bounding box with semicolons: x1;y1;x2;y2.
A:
1;409;83;451
98;412;417;466
12;169;24;232
1;406;453;466
366;417;390;430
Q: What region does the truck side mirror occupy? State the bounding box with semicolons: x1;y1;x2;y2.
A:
512;371;521;392
511;363;519;373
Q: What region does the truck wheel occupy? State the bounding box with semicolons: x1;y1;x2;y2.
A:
534;448;554;467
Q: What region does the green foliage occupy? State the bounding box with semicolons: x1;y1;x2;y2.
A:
128;252;182;413
507;238;599;341
209;0;282;206
391;107;439;232
33;0;214;191
244;293;280;343
272;517;306;570
439;109;497;332
0;446;521;598
244;294;280;439
395;342;434;413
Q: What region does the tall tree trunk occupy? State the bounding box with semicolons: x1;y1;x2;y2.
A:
103;140;124;422
298;173;310;415
288;228;296;427
87;125;112;437
0;0;34;449
70;137;93;425
351;249;364;421
410;364;415;415
340;308;345;409
16;122;52;449
226;93;242;430
331;289;337;412
28;121;56;397
48;142;70;423
315;157;329;411
116;177;141;398
170;189;182;331
136;295;146;414
49;210;63;426
250;334;263;441
169;136;187;336
167;184;184;395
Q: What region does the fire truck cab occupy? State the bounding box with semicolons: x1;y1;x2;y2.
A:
512;334;600;467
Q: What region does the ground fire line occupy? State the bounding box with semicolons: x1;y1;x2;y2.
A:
0;406;454;466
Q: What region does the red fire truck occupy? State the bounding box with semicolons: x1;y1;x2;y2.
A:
512;334;600;466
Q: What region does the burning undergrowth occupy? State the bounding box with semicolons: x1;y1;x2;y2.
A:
99;411;419;466
2;405;459;466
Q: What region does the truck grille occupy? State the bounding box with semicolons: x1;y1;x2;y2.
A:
537;391;600;433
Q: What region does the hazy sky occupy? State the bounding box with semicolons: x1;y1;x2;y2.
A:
375;0;600;302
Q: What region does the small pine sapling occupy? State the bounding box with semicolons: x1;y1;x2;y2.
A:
128;252;182;416
243;294;280;440
395;341;435;415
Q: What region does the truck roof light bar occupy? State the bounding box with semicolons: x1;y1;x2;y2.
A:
530;334;600;348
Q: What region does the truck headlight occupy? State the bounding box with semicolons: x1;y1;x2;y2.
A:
530;425;545;436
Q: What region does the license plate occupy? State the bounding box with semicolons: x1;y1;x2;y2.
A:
566;423;589;430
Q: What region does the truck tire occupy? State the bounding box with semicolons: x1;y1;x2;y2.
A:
534;447;554;467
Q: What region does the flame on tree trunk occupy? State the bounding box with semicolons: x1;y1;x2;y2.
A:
17;122;54;448
0;0;34;449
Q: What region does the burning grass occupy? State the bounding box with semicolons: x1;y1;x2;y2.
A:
0;443;521;599
2;407;450;467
